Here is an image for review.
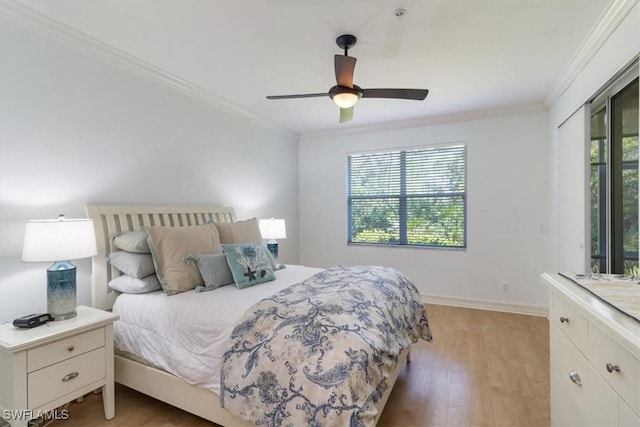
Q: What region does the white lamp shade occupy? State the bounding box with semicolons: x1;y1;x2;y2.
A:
259;218;287;240
22;217;98;262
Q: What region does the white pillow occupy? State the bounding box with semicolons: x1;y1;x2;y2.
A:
108;274;161;294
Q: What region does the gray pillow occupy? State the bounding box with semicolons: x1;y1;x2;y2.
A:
113;230;151;253
185;253;234;293
108;274;161;294
107;251;155;278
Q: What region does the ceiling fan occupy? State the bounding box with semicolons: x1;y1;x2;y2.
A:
266;34;429;123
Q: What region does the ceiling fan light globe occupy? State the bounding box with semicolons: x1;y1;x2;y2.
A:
329;85;362;108
332;92;359;108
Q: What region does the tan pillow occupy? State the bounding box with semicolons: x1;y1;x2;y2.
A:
215;218;262;243
146;223;223;295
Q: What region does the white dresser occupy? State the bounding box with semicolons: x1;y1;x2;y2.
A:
0;306;119;427
542;273;640;426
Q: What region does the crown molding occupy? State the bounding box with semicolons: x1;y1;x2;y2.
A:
3;0;623;140
0;1;299;139
303;103;547;139
545;0;638;107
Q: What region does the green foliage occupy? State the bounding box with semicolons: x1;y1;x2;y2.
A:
623;260;639;277
590;131;638;272
351;196;465;247
353;229;398;244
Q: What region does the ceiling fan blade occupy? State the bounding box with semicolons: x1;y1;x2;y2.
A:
266;93;328;100
361;88;429;100
339;106;354;123
335;55;357;88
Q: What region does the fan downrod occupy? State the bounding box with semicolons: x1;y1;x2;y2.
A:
336;34;357;55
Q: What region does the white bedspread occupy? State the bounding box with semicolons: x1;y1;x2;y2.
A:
112;265;322;394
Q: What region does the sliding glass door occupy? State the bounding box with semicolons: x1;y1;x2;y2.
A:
589;74;639;275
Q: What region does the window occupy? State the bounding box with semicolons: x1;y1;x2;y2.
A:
347;144;467;248
589;71;638;275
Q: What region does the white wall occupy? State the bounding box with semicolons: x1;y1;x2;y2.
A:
556;106;588;272
549;3;639;130
549;2;639;273
0;17;300;323
299;111;551;312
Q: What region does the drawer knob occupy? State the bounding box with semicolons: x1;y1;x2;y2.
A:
61;372;79;382
560;316;570;323
67;345;75;352
606;363;620;373
569;371;582;387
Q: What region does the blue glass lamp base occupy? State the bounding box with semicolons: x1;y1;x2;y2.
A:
47;261;77;321
266;240;279;261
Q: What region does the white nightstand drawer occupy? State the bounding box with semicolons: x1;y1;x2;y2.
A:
28;347;105;409
550;291;588;354
589;323;640;416
27;328;104;372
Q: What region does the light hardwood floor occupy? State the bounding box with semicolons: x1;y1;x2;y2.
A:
49;304;550;427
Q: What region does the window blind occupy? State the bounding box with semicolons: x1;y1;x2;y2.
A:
347;144;467;248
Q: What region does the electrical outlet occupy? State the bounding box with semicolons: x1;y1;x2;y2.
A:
501;281;509;292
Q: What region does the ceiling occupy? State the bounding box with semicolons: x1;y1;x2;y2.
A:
14;0;611;134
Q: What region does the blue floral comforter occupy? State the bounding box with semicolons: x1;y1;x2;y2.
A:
220;265;432;426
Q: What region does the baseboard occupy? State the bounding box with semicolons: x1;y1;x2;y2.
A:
422;294;547;317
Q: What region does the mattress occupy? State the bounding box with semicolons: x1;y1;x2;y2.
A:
112;264;322;394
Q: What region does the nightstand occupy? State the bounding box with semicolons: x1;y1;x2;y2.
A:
0;306;119;427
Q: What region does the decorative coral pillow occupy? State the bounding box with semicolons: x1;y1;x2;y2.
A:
222;241;275;289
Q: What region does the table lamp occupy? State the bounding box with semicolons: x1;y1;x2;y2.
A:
22;215;98;321
259;218;286;260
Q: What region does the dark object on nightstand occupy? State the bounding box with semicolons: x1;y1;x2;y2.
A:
13;313;53;328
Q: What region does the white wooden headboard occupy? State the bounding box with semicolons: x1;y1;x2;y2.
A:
85;204;237;310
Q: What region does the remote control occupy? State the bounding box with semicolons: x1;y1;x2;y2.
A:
13;313;53;328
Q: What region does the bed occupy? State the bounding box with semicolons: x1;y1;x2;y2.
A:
86;204;431;426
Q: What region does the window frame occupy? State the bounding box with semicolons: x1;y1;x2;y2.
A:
587;60;639;274
346;142;468;250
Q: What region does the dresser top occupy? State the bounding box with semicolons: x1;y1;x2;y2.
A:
0;305;119;352
542;273;640;358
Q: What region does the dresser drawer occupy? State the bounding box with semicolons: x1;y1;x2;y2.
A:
28;347;105;409
589;323;640;416
27;328;104;372
550;325;618;426
550;291;588;354
619;397;640;427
